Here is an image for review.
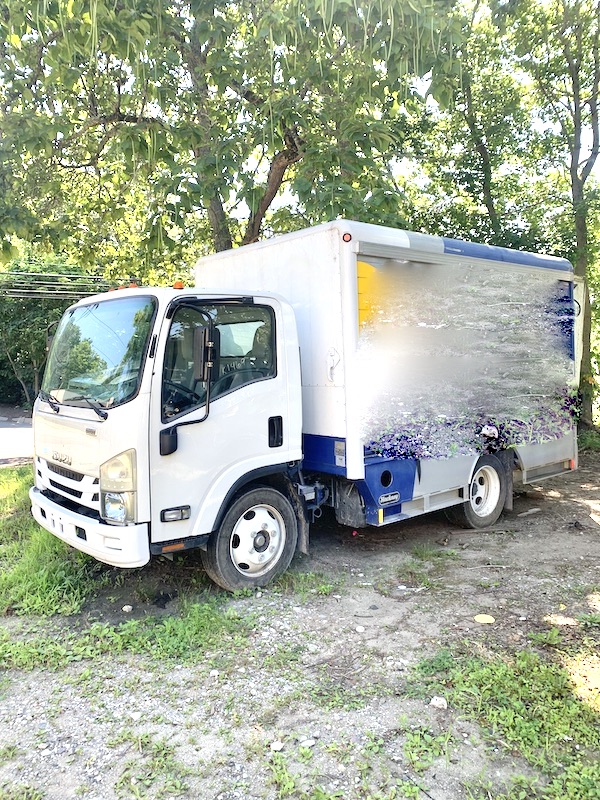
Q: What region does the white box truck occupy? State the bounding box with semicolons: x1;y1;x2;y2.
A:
30;221;579;591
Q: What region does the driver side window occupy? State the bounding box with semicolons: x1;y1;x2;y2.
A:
161;303;276;420
162;306;205;419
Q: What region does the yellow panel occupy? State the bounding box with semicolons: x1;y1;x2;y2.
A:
357;259;381;327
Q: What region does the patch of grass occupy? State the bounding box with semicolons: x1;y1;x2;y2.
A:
0;466;104;615
272;568;338;599
0;787;44;800
399;724;454;774
578;613;600;628
0;598;252;670
410;646;600;799
578;427;600;452
0;745;20;765
111;730;190;798
410;543;458;562
268;754;346;800
529;627;564;647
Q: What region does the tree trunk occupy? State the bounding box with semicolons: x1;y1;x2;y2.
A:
572;177;594;426
4;347;32;407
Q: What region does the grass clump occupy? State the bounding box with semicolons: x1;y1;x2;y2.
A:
578;426;600;452
0;598;251;670
410;646;600;799
0;466;103;615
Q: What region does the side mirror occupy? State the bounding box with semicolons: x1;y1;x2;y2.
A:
160;426;178;456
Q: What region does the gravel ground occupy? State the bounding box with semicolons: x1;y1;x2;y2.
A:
0;452;598;800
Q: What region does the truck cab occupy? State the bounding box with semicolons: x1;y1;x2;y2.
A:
31;288;305;589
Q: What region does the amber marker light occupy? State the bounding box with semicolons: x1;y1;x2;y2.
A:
173;280;185;289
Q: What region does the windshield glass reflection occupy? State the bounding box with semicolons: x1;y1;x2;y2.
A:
42;296;156;410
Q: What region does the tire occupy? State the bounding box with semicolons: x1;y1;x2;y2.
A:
445;454;507;529
201;487;298;591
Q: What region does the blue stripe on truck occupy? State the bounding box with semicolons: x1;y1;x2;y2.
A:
442;238;573;272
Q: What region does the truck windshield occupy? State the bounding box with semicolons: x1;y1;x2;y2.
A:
42;295;156;410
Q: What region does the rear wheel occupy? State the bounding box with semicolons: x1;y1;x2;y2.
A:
201;487;298;591
446;454;507;529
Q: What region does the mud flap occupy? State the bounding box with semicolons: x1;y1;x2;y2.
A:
496;450;514;511
283;476;310;555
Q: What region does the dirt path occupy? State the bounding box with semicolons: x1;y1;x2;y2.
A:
0;454;598;799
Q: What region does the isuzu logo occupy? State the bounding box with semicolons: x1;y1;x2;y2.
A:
52;451;72;466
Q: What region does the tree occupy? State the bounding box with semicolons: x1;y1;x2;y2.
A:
0;251;87;405
0;0;461;264
492;0;600;421
398;5;571;250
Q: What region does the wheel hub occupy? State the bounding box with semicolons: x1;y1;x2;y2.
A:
253;530;270;552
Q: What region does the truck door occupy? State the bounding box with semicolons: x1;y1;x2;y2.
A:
148;298;297;546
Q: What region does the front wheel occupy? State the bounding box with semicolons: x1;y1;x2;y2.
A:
201;487;298;591
445;454;507;529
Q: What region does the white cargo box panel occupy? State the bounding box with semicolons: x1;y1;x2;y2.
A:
195;221;576;483
195;222;370;479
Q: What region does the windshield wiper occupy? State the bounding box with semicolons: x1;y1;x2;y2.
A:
68;394;109;420
38;390;61;414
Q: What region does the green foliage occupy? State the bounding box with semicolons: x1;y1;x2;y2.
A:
578;426;600;452
0;599;250;669
0;787;44;800
0;0;460;263
0;466;102;615
410;646;600;799
112;731;190;798
401;725;453;774
0;249;93;404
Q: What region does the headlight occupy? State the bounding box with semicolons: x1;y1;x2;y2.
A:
100;449;137;525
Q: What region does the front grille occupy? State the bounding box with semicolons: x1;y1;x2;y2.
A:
47;463;84;482
41;489;102;521
49;479;83;499
39;457;100;513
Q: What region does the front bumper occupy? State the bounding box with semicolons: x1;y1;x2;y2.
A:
30;486;150;568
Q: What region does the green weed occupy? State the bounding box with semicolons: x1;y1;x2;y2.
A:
0;467;104;615
273;568;337;599
112;731;189;798
410;646;600;799
0;787;44;800
0;745;20;764
268;754;345;800
0;599;251;670
401;725;453;774
578;613;600;628
410;544;458;562
529;627;563;647
578;427;600;452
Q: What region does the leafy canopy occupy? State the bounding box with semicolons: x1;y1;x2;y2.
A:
0;0;461;263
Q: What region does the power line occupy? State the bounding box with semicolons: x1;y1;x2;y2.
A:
0;272;116;299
